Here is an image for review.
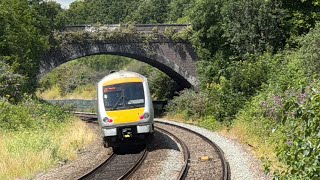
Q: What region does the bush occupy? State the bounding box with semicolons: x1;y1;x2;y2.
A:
0;61;26;102
198;116;222;131
0;97;70;131
270;82;320;178
229;23;320;178
166;89;210;119
221;0;288;56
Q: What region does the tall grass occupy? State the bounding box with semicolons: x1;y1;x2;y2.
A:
0;118;95;179
38;85;96;100
0;97;96;179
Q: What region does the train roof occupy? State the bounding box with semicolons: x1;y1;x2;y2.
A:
98;71;146;86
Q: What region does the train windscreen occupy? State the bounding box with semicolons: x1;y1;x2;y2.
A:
103;82;145;111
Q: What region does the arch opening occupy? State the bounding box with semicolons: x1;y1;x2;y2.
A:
38;54;190;101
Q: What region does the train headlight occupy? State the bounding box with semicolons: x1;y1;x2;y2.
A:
103;117;113;123
139;113;150;120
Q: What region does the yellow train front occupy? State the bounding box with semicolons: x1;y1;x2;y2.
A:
97;71;154;148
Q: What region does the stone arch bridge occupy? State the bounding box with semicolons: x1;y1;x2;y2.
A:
40;24;199;89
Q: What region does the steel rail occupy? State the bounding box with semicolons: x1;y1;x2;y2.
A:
78;148;147;180
78;152;116;180
74;112;229;179
155;127;190;180
118;148;148;180
75;111;149;180
155;121;231;180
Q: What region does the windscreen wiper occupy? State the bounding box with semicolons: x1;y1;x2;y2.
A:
112;96;124;110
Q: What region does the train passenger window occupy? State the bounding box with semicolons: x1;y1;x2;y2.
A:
103;82;145;110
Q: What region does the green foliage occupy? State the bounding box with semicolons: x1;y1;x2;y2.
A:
166;89;210;119
184;0;320;125
0;61;26;102
0;0;47;93
125;60;180;100
296;23;320;77
0;0;65;98
167;0;194;23
125;0;171;24
221;0;288;57
273;82;320;179
64;0;194;24
198;116;222;131
279;0;320;36
64;0;141;24
0;96;70;131
39;55;130;95
195;53;272;122
189;0;225;57
143;68;179;101
229;23;320;178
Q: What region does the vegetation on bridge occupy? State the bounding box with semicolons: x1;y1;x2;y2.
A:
1;0;320;179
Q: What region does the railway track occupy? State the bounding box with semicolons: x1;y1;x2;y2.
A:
155;121;231;180
78;146;148;180
75;112;230;180
154;126;190;179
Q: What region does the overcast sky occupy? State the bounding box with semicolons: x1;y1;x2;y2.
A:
53;0;76;9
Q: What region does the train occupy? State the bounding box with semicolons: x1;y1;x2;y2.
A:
97;71;154;149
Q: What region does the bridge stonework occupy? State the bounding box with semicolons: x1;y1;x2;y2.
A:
39;24;199;89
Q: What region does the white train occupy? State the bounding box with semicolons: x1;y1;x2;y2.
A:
97;71;154;149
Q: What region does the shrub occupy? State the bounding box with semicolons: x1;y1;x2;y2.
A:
272;81;320;178
0;61;26;102
198;116;222;131
246;81;320;178
166;89;210;119
0;97;70;131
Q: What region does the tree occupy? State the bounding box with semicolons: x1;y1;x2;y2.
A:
278;0;320;36
64;0;141;24
0;60;25;102
0;0;64;96
189;0;226;57
221;0;288;57
126;0;171;23
167;0;195;23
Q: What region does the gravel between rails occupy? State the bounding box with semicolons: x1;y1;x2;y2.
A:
156;123;223;180
81;146;146;180
130;131;184;180
156;119;271;180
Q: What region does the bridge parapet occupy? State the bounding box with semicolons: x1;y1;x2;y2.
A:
63;24;190;34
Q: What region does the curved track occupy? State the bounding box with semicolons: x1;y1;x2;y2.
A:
74;112;230;180
155;127;190;179
155;121;231;180
78;147;147;180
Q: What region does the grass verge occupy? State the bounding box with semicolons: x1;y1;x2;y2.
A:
0;103;96;179
38;85;96;100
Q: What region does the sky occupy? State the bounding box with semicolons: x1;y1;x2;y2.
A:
53;0;76;9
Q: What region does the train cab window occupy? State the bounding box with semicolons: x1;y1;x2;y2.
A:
103;82;145;111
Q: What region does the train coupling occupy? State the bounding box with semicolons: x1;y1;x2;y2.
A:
122;128;133;138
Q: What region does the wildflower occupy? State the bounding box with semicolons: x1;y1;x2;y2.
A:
290;111;296;118
274;95;282;107
261;101;267;108
298;92;307;105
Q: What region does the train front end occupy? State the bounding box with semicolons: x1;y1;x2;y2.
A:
97;71;154;148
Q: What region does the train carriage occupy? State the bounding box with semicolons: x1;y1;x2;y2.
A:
97;71;154;149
